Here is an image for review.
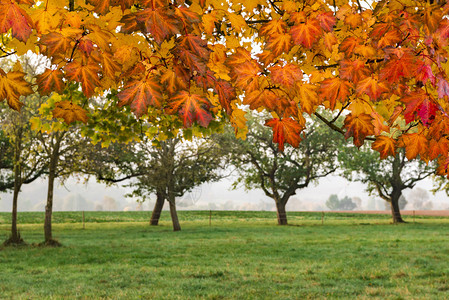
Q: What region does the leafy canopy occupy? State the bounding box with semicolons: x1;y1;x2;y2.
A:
1;0;449;175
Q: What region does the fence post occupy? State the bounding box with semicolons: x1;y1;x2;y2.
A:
82;211;85;229
209;210;212;226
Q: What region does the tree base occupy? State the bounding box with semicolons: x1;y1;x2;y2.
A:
3;235;26;247
39;239;62;247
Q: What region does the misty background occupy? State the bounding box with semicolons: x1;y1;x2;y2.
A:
0;175;448;212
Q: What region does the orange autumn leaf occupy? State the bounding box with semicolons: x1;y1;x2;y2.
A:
265;117;303;151
400;133;428;160
290;18;322;48
344;113;374;147
319;78;352;110
37;69;65;95
372;136;396;159
52;100;88;124
0;0;33;42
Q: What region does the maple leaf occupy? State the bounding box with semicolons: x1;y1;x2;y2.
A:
39;32;72;58
0;69;33;111
117;77;163;117
339;59;370;84
380;51;416;83
52;100;88;124
319;78;352;110
339;36;362;57
402;91;437;126
231;61;261;93
260;20;287;36
243;89;277;110
317;12;336;32
269;64;302;87
429;113;449;140
160;68;187;95
356;76;388;100
428;139;448;161
64;60;101;98
101;52;121;79
370;111;390;135
297;83;320;114
399;133;428;160
437;77;449;99
0;1;33;42
415;62;435;85
290;19;322;48
214;80;235;114
265;118;303;151
371;24;402;48
37;69;65;96
135;7;180;44
372;136;396;159
266;33;292;56
344;113;374;147
167;91;213;127
323;32;337;51
175;6;200;25
178;35;210;59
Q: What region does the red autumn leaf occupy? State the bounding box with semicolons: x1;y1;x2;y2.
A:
52;100;88;124
402;90;437;126
290;18;322;48
265;118;303;151
380;51;416;83
231;61;261;93
437;77;449;99
243;89;277;110
135;7;180;43
0;0;33;42
117;77;163;117
344;113;374;147
372;136;396;159
37;69;65;95
317;11;336;32
214;80;235;114
339;36;362;57
339;59;370;84
167;91;213;127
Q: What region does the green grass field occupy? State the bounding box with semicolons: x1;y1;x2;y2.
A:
1;211;449;299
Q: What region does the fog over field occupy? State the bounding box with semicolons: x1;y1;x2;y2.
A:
1;175;448;212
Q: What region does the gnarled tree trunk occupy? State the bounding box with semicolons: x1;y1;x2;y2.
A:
276;201;288;225
168;196;181;231
390;196;405;223
150;191;165;225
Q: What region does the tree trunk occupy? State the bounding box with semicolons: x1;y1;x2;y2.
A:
276;201;288;225
390;194;405;224
43;138;61;246
168;197;181;231
150;191;165;225
7;127;24;245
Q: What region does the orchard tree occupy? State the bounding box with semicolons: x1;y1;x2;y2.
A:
338;146;435;223
325;194;357;211
1;1;449;181
83;134;225;231
216;115;344;225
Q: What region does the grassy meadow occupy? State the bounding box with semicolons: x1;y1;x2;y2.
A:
0;211;449;299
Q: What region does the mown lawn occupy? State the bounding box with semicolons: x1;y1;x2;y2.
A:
0;211;448;299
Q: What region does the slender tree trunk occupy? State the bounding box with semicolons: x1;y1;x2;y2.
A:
44;139;61;245
8;127;24;245
276;201;288;225
168;196;181;231
390;194;405;224
150;191;165;225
